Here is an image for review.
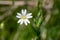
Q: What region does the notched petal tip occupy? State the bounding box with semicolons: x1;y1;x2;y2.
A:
16;16;18;18
21;9;27;15
20;20;23;24
16;15;21;18
26;19;30;24
27;13;32;16
17;13;21;15
24;22;28;25
27;16;33;18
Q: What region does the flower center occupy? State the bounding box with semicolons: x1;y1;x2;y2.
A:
22;15;26;20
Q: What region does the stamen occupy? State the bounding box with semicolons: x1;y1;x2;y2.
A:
22;15;26;20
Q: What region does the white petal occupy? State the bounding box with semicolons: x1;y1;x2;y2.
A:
16;13;22;18
17;13;21;16
26;19;30;23
24;20;28;25
26;16;33;18
16;16;21;18
20;19;23;24
21;9;27;15
27;13;32;16
17;19;22;23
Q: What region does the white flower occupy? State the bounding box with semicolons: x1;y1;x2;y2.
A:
16;9;33;25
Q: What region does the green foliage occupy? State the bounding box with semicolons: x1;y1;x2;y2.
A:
0;0;60;40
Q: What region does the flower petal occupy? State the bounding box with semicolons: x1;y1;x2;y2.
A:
17;13;21;16
20;20;23;25
17;19;22;23
16;16;21;18
26;19;30;23
16;13;22;18
24;20;28;25
21;9;27;15
27;13;32;16
26;16;33;18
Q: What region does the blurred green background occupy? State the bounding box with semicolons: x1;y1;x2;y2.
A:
0;0;60;40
